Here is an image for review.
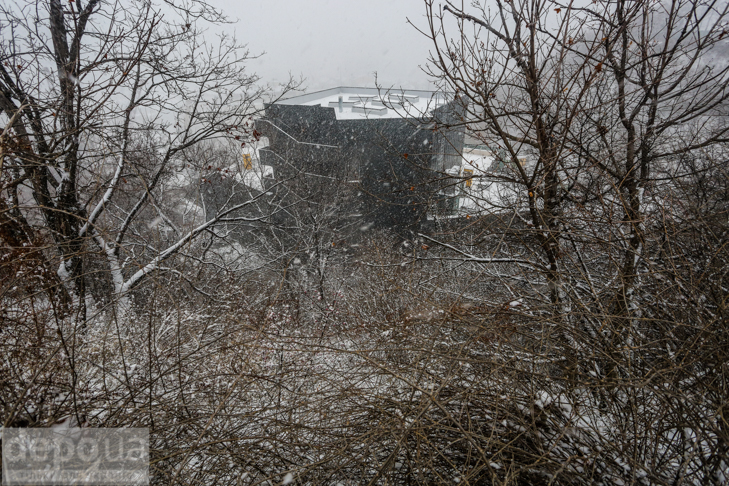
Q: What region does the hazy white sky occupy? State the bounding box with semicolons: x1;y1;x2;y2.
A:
208;0;437;93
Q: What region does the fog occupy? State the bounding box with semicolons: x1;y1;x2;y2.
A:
207;0;436;91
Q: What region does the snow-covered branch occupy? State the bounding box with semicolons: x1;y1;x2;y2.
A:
417;233;546;271
119;185;278;294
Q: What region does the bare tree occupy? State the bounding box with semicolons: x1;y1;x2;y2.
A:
0;0;289;322
572;0;729;319
418;0;601;312
420;0;728;309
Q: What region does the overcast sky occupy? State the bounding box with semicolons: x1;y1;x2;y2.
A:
208;0;437;93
